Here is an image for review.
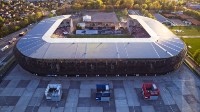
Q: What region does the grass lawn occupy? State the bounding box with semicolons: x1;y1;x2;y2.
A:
169;26;200;36
68;35;132;38
182;38;200;55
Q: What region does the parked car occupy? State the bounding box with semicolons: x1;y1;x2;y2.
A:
8;38;17;44
19;32;25;36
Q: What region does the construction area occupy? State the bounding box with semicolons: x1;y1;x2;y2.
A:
0;64;200;112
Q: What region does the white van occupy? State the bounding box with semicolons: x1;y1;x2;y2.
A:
1;45;9;52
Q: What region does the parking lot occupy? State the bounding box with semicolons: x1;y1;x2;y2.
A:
0;64;200;112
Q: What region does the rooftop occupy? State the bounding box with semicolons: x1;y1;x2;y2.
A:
178;14;193;19
187;18;200;25
88;12;119;23
153;13;169;23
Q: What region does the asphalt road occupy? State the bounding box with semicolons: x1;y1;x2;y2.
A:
0;24;36;62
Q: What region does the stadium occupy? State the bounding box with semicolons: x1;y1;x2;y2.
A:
14;14;187;76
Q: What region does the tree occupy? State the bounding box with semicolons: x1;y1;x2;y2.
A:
48;13;54;18
122;0;134;9
105;5;113;11
148;3;153;10
122;8;128;16
1;2;5;8
76;24;82;30
1;25;9;38
184;8;200;21
107;0;114;5
73;0;84;4
28;15;36;23
141;9;146;15
84;0;92;9
133;4;140;9
35;12;43;20
145;0;150;4
141;4;148;9
72;3;83;11
100;4;106;10
93;0;103;9
20;18;29;28
14;26;20;31
193;49;200;65
115;0;121;8
0;16;5;28
152;1;161;10
24;18;29;24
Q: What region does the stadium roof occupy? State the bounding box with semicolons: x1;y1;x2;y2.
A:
16;15;185;59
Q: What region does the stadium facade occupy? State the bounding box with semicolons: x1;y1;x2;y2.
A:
14;15;187;76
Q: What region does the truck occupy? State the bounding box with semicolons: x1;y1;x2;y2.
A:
45;84;62;101
96;84;110;102
142;83;160;100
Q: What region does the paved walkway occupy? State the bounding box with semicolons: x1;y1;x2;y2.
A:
0;64;200;112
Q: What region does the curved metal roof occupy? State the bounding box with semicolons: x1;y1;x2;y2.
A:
16;15;185;59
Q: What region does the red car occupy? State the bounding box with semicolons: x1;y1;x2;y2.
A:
142;83;160;100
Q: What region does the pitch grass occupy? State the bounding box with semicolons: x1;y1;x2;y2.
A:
67;35;132;38
182;38;200;55
169;26;200;36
